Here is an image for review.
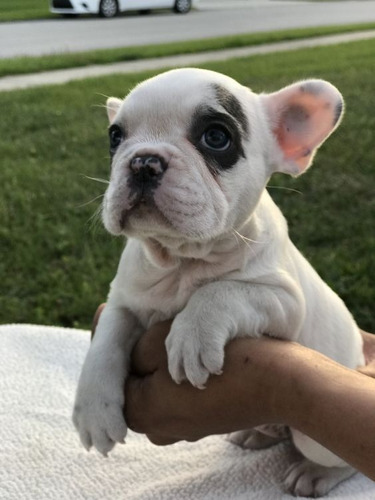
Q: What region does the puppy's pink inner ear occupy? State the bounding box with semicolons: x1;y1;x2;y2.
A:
264;80;343;176
275;94;338;171
106;97;122;124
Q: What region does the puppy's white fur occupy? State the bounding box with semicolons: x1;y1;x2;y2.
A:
73;68;363;496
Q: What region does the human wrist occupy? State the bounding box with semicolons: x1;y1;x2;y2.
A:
222;337;301;427
269;343;349;432
254;339;317;427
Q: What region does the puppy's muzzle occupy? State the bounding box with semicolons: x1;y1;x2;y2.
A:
128;155;168;194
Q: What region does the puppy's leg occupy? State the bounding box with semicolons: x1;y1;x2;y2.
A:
166;278;304;388
72;305;142;455
228;425;289;450
284;457;354;497
283;429;355;497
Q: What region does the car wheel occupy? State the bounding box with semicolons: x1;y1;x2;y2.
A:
174;0;192;14
99;0;119;18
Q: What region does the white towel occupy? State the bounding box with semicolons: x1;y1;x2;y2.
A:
0;324;373;500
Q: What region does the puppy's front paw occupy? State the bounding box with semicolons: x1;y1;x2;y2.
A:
72;370;127;456
283;458;354;497
166;317;225;388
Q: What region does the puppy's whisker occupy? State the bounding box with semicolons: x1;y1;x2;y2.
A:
231;229;261;259
95;92;112;100
267;185;303;195
232;229;261;245
231;229;244;252
77;194;104;209
87;205;103;234
92;104;109;111
231;229;251;250
81;174;110;185
92;93;115;111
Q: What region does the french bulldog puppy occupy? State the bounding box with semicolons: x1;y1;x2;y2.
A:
73;68;364;497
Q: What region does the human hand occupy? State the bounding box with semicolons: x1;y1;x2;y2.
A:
123;321;299;445
91;305;375;446
124;324;375;445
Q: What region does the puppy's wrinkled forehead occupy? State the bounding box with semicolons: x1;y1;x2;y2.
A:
119;68;249;135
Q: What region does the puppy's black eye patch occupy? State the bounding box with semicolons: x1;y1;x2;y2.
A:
212;83;249;136
108;124;124;156
189;107;245;172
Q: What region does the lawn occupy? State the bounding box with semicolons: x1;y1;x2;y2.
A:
1;39;374;331
0;0;51;21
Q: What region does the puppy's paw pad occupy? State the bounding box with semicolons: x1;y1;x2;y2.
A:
284;458;354;497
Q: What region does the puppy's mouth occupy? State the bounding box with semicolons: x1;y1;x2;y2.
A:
119;191;171;235
128;188;155;210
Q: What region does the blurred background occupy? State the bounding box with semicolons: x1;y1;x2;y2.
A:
1;0;374;330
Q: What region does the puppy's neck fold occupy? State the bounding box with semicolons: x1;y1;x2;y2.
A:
141;213;263;270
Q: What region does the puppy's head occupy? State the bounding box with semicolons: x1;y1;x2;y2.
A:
102;68;343;247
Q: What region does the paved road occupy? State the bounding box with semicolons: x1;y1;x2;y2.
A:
2;0;375;59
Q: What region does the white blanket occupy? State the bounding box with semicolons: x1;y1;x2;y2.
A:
0;324;374;500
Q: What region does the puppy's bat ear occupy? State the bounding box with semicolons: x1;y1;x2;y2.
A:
261;80;344;176
106;97;123;123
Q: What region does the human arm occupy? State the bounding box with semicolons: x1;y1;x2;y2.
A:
124;320;375;480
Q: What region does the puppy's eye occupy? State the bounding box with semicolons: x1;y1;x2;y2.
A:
109;124;124;151
201;125;231;151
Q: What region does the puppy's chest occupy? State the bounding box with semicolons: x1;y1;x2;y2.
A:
119;260;209;327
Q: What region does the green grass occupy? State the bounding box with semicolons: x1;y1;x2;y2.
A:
0;0;51;21
2;23;375;78
1;39;374;331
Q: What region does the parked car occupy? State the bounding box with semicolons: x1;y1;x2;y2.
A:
50;0;195;18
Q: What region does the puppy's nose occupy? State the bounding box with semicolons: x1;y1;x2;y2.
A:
129;155;167;180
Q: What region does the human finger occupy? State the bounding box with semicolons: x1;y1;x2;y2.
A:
146;434;180;446
130;320;172;376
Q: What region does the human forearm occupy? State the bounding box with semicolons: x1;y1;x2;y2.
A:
125;332;284;442
276;347;375;479
110;311;375;479
126;324;375;479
